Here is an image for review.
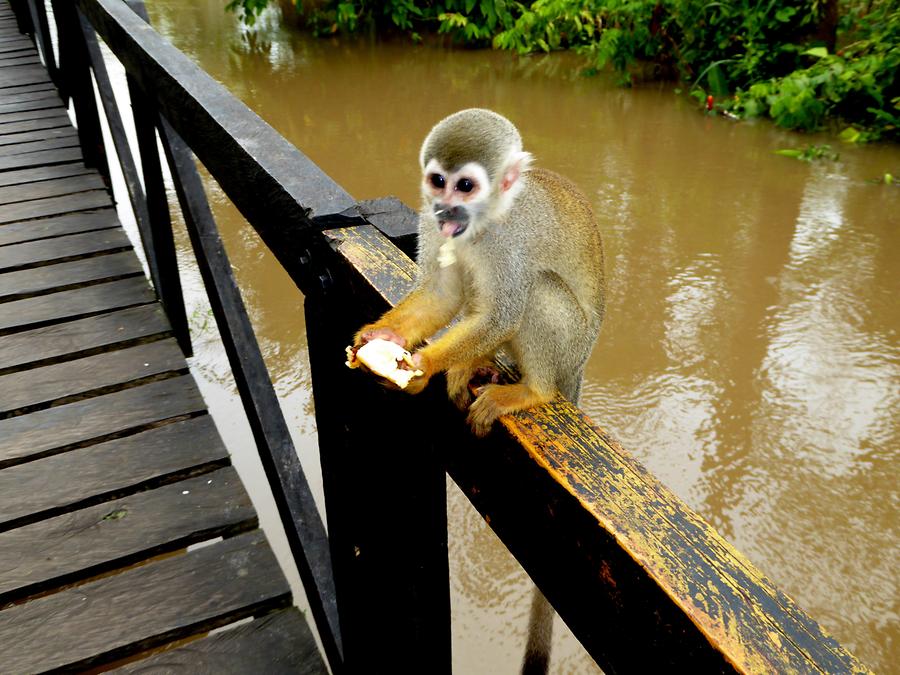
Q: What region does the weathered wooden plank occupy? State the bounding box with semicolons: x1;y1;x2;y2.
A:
0;68;51;88
0;81;55;98
0;374;207;467
0;50;39;64
0;145;84;172
0;134;80;157
0;171;103;205
0;530;290;673
0;39;30;54
0;208;117;245
0;87;58;107
0;337;182;414
0;415;228;530
0;250;141;301
0;101;62;123
0;227;129;270
0;187;109;223
111;609;327;674
0;161;92;187
0;276;154;334
0;112;70;135
0;125;77;149
0;43;31;57
0;303;170;371
0;467;256;603
0;95;65;115
0;31;29;43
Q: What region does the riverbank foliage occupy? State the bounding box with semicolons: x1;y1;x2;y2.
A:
227;0;899;141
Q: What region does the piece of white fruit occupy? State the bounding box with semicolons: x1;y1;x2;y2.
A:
345;338;423;389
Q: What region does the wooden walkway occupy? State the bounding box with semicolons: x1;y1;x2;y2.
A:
0;3;326;671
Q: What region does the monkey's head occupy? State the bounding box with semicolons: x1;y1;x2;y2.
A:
419;109;532;240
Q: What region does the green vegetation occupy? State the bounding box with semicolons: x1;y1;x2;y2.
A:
226;0;899;141
774;143;840;161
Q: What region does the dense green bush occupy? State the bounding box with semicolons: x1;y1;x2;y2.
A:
225;0;898;141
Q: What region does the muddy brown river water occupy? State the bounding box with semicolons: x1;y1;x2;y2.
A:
125;1;900;671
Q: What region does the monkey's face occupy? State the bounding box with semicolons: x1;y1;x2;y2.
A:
422;159;491;240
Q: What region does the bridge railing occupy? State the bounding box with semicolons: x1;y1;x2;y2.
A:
11;0;871;672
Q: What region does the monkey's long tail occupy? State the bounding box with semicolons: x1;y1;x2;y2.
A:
521;587;554;675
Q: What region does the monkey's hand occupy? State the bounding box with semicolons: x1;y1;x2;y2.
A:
354;324;408;349
400;351;431;395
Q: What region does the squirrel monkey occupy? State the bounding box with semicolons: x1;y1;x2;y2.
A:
354;110;605;673
355;108;606;437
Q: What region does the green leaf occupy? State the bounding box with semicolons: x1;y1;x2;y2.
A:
839;127;861;143
803;47;828;58
775;7;797;22
775;149;803;158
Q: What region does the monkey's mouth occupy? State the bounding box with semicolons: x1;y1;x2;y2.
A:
438;220;468;238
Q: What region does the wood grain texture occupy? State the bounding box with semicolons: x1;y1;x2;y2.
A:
0;277;154;333
0;374;207;467
0;112;71;135
0;103;61;123
0;39;29;54
0;95;65;115
0;171;104;205
0;133;81;156
0;466;256;602
0;87;60;105
0;415;228;530
324;224;872;674
0;76;55;90
0;225;129;270
0;124;76;150
0;337;185;414
111;609;327;675
0;530;291;673
0;146;84;172
0;187;110;225
0;70;52;89
0;161;93;188
0;88;58;107
0;54;42;69
0;208;118;245
0;250;141;301
0;303;170;372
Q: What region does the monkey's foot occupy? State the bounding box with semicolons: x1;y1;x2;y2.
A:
355;325;407;348
447;360;499;411
466;383;553;437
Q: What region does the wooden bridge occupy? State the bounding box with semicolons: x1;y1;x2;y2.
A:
0;1;327;672
0;0;872;673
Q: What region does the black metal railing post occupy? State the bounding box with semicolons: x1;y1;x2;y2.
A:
8;0;33;35
76;10;161;311
25;0;60;88
156;118;345;674
123;86;191;356
48;0;109;178
304;240;452;673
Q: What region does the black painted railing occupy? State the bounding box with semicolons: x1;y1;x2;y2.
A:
8;1;873;673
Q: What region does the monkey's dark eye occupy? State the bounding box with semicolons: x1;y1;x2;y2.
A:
429;173;446;189
456;178;475;193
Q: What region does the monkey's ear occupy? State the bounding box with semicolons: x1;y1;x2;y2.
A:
500;151;533;193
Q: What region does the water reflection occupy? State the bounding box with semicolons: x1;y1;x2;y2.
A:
140;0;900;671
